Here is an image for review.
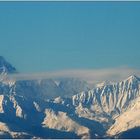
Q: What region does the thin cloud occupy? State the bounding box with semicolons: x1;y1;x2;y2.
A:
7;67;140;84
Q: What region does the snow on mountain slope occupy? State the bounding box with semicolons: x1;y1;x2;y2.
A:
0;93;26;119
0;122;12;138
0;122;33;139
0;122;9;132
42;109;90;138
72;75;140;118
0;95;4;113
107;96;140;136
9;95;24;118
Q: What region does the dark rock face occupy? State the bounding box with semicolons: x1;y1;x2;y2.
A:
117;127;140;139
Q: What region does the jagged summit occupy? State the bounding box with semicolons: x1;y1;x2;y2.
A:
0;56;17;74
128;75;138;79
124;75;140;83
95;75;140;89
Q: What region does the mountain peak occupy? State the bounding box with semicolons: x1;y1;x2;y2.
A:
123;75;140;84
0;56;17;74
127;75;139;80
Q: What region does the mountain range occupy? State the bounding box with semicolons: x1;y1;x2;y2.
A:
0;56;140;138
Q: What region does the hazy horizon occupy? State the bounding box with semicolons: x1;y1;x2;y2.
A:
0;2;140;73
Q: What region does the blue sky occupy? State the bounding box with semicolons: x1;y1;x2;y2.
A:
0;2;140;73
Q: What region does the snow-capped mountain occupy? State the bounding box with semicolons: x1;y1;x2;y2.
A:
72;75;140;117
0;56;140;138
70;75;140;137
